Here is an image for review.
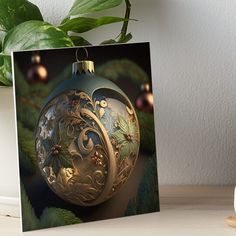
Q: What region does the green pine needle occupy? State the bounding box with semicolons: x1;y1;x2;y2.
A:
125;154;159;216
40;208;82;229
96;59;149;85
17;121;37;174
21;183;40;231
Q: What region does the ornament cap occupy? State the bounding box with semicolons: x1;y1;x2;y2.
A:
72;60;95;75
141;83;150;92
31;54;41;64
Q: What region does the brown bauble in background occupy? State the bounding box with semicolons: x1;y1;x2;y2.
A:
136;83;154;113
27;54;48;84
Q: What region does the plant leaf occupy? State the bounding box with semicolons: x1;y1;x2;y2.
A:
100;33;133;45
70;36;91;46
119;141;130;159
0;32;5;51
0;54;12;85
68;0;123;16
100;39;117;45
3;21;74;54
117;116;129;133
0;0;43;32
59;16;126;33
43;153;54;168
52;158;61;177
118;33;132;43
1;21;74;85
59;153;73;169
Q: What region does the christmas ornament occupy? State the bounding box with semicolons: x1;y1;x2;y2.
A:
136;83;154;113
27;52;48;84
35;48;140;206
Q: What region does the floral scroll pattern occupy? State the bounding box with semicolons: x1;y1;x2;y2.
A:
36;90;140;206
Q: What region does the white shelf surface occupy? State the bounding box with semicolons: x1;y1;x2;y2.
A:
0;186;235;236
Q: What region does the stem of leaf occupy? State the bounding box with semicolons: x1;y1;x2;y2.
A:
119;0;131;42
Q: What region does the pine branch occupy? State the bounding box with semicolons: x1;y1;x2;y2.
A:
96;59;149;85
125;154;159;216
18;122;37;174
21;183;40;231
40;208;82;229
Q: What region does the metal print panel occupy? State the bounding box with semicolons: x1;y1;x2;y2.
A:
12;42;159;232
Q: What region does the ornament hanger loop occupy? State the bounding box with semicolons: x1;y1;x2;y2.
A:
76;47;89;62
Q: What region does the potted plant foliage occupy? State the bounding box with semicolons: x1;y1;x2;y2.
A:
0;0;132;87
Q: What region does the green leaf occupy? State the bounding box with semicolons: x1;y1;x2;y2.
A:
40;208;82;229
0;32;4;51
70;36;91;46
43;153;54;168
119;141;130;159
112;129;125;144
59;16;126;33
1;21;74;85
0;0;43;32
100;39;117;45
41;137;52;151
117;116;129;133
118;33;132;43
61;17;70;25
52;158;61;177
2;21;74;55
59;154;73;169
0;54;12;86
129;119;137;137
130;142;138;155
68;0;123;16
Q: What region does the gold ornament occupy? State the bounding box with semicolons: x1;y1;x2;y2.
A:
36;91;140;206
35;48;140;206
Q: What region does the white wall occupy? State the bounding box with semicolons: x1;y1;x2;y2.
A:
1;0;236;198
0;88;18;197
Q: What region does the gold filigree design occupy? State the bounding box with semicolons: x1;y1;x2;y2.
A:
36;90;140;206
